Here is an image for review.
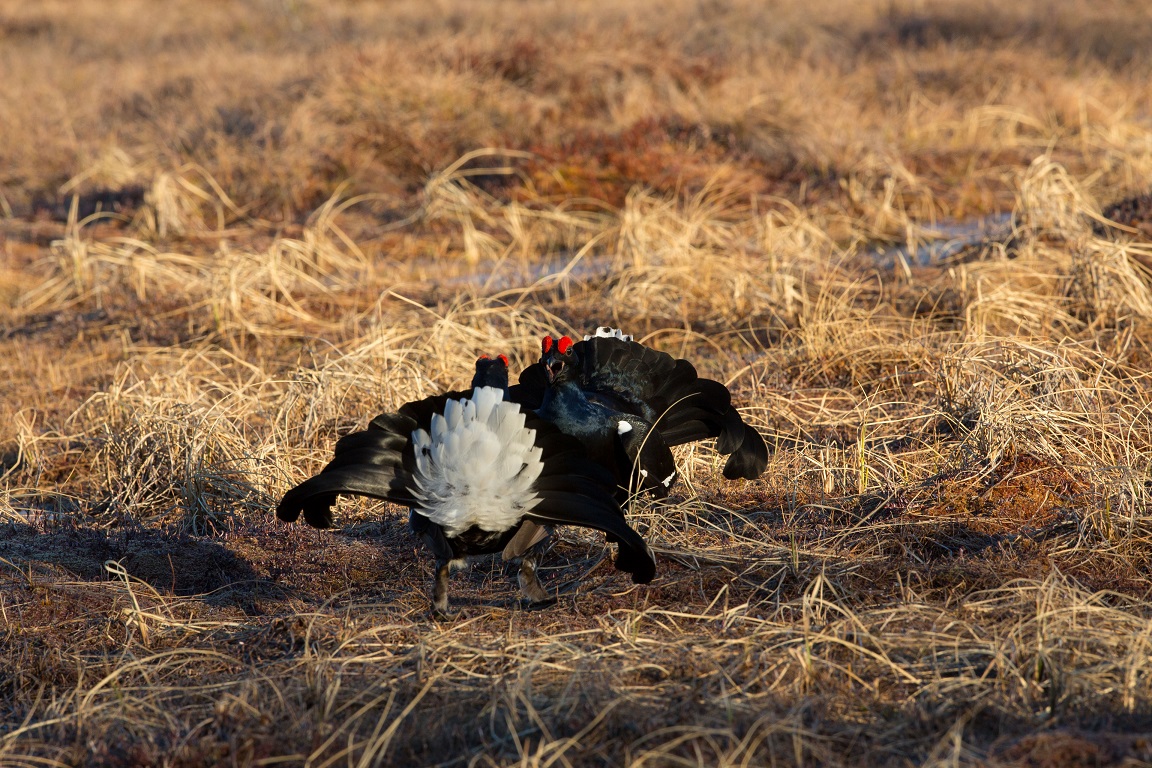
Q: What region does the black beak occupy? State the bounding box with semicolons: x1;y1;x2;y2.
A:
546;360;564;384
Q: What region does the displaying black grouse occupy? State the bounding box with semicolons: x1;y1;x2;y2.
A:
277;354;656;614
512;328;769;501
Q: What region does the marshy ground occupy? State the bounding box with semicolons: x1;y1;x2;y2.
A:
2;1;1152;765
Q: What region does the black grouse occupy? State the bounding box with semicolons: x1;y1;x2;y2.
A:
277;354;656;615
511;328;769;501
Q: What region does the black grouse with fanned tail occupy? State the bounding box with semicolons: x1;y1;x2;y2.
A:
277;354;656;615
514;328;769;501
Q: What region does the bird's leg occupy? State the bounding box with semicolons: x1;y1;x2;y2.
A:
415;520;458;617
517;552;549;603
432;558;454;617
502;521;555;607
518;542;556;608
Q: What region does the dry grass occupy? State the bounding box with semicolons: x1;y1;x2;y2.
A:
4;0;1152;765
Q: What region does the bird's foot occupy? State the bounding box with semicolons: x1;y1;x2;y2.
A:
520;596;557;611
430;603;460;620
518;564;553;607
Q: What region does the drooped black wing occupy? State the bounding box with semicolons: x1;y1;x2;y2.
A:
521;413;657;583
525;491;656;583
277;386;481;528
614;417;679;500
276;412;420;528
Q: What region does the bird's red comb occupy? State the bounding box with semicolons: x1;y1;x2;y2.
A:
542;335;553;353
498;354;509;366
478;354;490;360
558;336;573;354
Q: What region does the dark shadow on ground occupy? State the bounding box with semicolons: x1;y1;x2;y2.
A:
0;520;265;603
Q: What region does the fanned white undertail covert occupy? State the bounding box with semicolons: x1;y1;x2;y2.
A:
584;326;633;342
410;386;544;536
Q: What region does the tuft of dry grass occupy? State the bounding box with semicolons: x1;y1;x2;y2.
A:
4;0;1152;765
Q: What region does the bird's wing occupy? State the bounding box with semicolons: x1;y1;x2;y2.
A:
276;412;420;528
520;414;657;583
614;417;679;500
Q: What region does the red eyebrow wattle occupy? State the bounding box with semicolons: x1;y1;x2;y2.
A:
542;335;553;353
558;336;573;354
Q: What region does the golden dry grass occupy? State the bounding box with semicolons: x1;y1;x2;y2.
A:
3;0;1152;765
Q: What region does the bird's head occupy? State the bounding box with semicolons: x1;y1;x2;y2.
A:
472;353;510;390
540;335;578;384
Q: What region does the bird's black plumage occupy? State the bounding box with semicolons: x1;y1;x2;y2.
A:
277;354;656;614
515;329;769;500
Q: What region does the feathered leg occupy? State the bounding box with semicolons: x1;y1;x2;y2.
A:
503;520;555;606
414;512;459;616
517;547;555;606
431;559;453;616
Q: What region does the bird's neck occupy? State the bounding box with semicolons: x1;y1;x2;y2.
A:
541;378;595;421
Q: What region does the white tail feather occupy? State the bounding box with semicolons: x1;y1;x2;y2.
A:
410;387;544;536
584;326;633;342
